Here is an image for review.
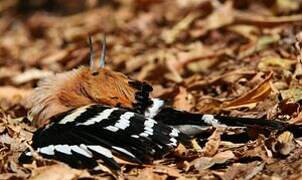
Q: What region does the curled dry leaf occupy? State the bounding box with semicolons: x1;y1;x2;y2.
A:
187;57;219;73
41;49;70;65
12;69;54;85
219;69;256;84
274;131;295;156
0;67;20;79
234;11;302;26
188;69;256;91
273;0;300;14
191;139;203;152
280;88;302;103
221;161;264;180
227;25;259;42
240;137;273;163
152;165;181;178
174;143;189;157
151;85;175;99
191;150;235;171
173;87;195;112
203;128;224;157
222;72;273;110
127;167;167;180
238;35;280;60
162;12;200;44
258;56;296;72
30;164;90;180
0;86;31;103
290;110;302;124
175;43;218;71
192;1;234;37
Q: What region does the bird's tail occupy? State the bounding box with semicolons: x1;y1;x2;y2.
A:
153;107;302;137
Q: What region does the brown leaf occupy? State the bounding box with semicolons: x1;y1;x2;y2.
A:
173;87;195;112
273;131;295;156
151;85;176;99
188;69;256;90
239;137;273;163
191;150;235;171
280;88;302;103
12;69;54;85
203;128;224;157
0;67;20;79
221;161;264;180
162;12;200;44
128;168;167;180
258;56;296;72
30;164;90;180
152;165;181;177
222;72;273;110
234;11;302;27
41;49;70;65
192;1;234;37
0;86;31;102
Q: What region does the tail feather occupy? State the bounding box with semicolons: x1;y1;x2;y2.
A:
154;107;302;137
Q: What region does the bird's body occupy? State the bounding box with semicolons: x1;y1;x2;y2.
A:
20;104;189;170
19;37;302;171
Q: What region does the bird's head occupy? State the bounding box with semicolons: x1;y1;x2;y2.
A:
26;36;153;127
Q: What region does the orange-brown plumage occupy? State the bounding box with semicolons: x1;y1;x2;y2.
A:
26;66;142;128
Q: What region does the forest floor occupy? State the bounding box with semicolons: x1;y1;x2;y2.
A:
2;0;302;179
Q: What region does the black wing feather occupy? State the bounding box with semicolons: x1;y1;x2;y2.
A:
19;104;189;170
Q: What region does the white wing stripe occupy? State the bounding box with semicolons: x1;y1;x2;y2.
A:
59;106;89;124
169;129;179;137
38;145;55;155
71;145;93;158
144;98;164;118
112;146;136;158
54;145;72;155
105;125;119;132
202;114;227;127
87;145;113;158
113;112;134;130
144;118;157;128
76;108;118;126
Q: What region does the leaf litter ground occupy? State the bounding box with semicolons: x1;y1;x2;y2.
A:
2;0;302;179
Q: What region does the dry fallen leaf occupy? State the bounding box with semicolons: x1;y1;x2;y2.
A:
221;161;264;180
0;86;31;102
240;137;273;163
162;12;200;44
173;87;195;112
30;164;90;180
222;72;273;110
152;165;181;177
191;150;235;171
234;11;302;26
273;131;295;156
290;110;302;124
203;128;224;157
127;167;167;180
258;56;296;72
280;88;302;103
192;1;234;37
11;69;54;85
2;0;302;179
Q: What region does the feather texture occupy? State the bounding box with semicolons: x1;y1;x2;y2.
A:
20;104;190;170
26;67;153;128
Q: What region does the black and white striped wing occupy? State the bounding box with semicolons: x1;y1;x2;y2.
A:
19;104;189;170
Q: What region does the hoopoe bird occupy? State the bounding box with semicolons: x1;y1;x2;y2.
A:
19;36;302;171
